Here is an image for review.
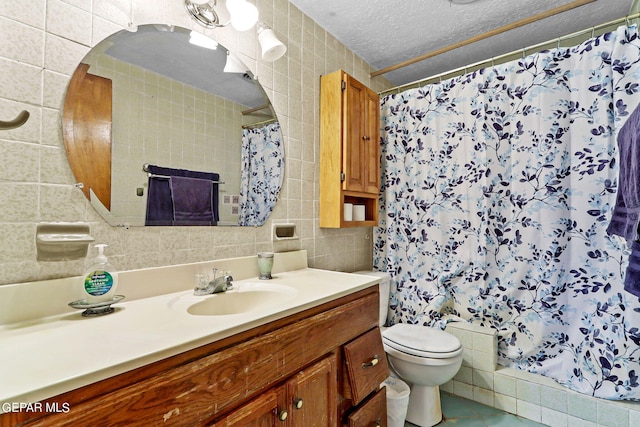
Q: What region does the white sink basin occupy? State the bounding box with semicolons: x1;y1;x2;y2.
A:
170;282;298;316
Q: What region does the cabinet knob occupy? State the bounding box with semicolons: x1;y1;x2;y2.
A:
362;356;379;368
362;135;371;140
277;410;288;421
293;398;304;409
375;418;382;427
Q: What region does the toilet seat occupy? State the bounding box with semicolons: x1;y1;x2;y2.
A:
382;323;462;359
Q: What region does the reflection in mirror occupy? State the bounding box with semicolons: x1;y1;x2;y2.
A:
62;24;284;227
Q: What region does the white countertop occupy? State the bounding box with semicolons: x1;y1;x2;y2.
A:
0;267;379;409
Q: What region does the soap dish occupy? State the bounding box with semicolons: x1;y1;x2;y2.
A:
68;295;125;317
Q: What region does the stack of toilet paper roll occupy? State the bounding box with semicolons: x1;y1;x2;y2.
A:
344;203;366;222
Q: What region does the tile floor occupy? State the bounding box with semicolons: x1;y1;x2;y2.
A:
404;392;549;426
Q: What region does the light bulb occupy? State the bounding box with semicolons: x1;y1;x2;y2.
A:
227;0;258;31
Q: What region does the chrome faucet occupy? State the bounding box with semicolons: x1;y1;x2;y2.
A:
194;269;234;295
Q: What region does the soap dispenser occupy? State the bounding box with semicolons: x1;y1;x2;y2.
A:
82;244;118;303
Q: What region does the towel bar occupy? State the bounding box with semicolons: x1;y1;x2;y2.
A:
146;172;225;185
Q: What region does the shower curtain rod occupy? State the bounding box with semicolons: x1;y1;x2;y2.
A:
371;0;595;79
379;10;640;97
241;117;277;129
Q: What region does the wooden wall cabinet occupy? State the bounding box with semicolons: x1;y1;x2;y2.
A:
3;287;388;427
320;70;380;228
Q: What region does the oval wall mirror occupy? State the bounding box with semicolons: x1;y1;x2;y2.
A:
63;24;284;227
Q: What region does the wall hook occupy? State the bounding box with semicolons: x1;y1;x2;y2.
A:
0;110;30;130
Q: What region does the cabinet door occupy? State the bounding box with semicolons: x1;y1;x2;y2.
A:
363;87;380;194
287;355;338;427
209;389;282;427
343;74;366;193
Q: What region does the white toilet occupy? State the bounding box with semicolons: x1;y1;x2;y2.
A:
356;271;463;427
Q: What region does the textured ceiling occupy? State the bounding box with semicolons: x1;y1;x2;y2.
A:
289;0;635;87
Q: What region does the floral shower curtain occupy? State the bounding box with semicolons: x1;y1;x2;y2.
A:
238;122;284;226
374;25;640;400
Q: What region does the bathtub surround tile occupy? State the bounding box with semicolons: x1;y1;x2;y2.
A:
567;415;598;427
494;373;516;397
473;369;494;390
567;393;598;422
447;326;473;349
473;386;495;407
517;399;542;423
517;380;541;404
494;392;517;413
453;380;475;400
541;407;568;427
540;386;567;413
473;349;496;371
596;400;629;427
442;324;640;427
473;331;495;353
441;380;454;394
440;322;640;426
455;365;473;384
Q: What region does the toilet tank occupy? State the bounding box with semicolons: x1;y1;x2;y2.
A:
354;271;390;327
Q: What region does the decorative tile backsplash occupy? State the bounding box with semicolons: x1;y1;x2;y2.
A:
0;0;391;285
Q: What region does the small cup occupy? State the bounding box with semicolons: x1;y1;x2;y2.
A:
257;252;274;280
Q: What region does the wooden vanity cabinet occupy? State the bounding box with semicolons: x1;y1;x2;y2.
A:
320;70;380;228
3;286;387;427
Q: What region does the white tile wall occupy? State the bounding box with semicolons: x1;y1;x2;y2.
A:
443;321;640;427
0;0;391;285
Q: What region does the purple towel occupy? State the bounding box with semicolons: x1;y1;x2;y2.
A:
625;241;640;298
607;103;640;241
169;176;214;226
145;177;174;226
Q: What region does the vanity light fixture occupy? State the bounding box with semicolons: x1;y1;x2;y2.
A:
184;0;258;31
257;23;287;62
185;0;287;62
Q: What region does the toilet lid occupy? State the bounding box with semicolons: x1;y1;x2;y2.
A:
382;323;461;358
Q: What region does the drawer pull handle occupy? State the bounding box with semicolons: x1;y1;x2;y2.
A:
277;409;288;421
362;356;379;368
293;398;304;409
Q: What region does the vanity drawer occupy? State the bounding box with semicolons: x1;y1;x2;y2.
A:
343;328;389;405
346;387;387;427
